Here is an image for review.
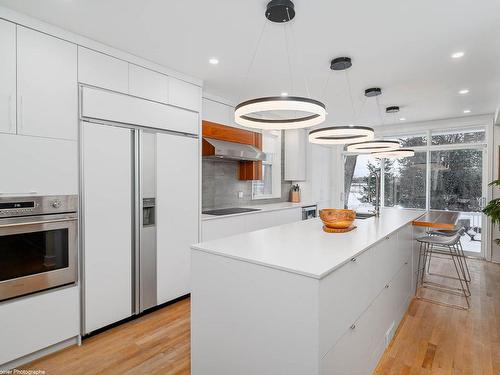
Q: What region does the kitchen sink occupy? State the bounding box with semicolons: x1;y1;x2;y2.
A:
356;212;376;220
202;207;262;216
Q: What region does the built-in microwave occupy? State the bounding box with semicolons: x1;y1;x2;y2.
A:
302;205;318;220
0;195;78;302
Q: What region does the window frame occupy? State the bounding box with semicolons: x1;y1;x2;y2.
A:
251;130;282;200
342;125;488;212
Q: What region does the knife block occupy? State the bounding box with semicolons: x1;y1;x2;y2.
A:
290;191;300;203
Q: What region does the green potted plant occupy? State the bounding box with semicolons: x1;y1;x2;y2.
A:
482;179;500;245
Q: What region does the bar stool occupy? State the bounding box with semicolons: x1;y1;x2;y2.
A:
415;231;470;310
425;227;471;284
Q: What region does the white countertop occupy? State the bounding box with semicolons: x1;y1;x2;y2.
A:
201;201;318;221
192;208;425;279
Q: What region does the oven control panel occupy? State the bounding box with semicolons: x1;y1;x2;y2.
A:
0;195;78;217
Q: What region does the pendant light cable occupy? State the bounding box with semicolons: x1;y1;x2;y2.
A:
240;20;268;101
288;19;312;99
283;24;294;95
344;70;356;122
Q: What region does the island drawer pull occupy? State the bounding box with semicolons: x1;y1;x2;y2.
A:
350;257;357;262
385;284;390;289
350;324;356;330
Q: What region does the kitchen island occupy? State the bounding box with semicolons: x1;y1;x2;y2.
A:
191;208;425;375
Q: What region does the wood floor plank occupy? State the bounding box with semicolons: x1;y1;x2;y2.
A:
376;258;500;375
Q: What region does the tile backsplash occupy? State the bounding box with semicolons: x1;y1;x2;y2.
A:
202;159;292;210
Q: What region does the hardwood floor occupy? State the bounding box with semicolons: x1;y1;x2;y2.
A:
20;258;500;375
22;298;191;375
375;258;500;375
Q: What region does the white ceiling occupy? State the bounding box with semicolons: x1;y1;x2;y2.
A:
2;0;500;127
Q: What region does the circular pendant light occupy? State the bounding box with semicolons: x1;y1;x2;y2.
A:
372;148;415;159
235;96;326;130
307;57;376;144
346;139;401;153
309;125;374;145
234;0;326;130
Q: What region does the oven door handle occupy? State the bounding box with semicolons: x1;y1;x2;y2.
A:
0;217;77;228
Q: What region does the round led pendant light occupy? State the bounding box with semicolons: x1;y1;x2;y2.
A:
235;96;326;130
309;126;374;145
308;57;376;144
372;148;415;159
346;139;401;153
234;0;326;130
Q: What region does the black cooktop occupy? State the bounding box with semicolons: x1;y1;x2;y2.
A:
202;207;262;216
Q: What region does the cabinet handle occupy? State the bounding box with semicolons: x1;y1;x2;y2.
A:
385;236;390;240
385;284;390;289
8;95;14;132
351;257;357;262
350;324;356;330
404;261;408;265
18;95;23;133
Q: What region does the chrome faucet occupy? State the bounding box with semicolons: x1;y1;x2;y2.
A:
369;170;381;217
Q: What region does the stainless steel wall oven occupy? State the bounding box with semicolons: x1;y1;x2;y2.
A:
0;195;78;302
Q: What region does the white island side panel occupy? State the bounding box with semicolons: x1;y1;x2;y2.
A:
191;250;320;375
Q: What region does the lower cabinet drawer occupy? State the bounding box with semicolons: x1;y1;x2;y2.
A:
320;292;383;375
0;286;80;365
320;261;413;375
319;248;378;356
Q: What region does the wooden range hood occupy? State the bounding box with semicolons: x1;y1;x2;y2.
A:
202;120;263;180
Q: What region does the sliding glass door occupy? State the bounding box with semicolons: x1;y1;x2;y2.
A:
342;126;489;258
430;148;485;254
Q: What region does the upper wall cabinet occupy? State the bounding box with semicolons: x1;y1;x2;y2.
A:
17;26;78;140
78;47;129;93
169;78;201;112
284;129;307;181
129;64;169;103
0;20;16;135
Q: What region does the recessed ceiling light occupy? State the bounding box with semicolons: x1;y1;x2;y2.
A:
399;117;406;121
459;89;469;95
451;51;465;59
209;58;219;65
463;109;471;114
281;92;288;97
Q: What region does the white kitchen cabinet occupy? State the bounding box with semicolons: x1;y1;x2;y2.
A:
156;133;199;304
202;207;302;242
129;64;169;103
17;26;77;140
319;247;377;357
0;133;78;195
82;122;133;334
169;77;201;112
78;47;129;93
81;86;199;135
0;286;79;366
202;215;247;242
0;20;16;134
245;208;302;232
202;98;233;125
284;129;307;181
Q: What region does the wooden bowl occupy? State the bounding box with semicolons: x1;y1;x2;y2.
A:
319;209;356;230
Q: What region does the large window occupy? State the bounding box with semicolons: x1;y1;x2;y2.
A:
344;154;380;211
252;130;282;199
384;152;427;209
430;149;483;212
